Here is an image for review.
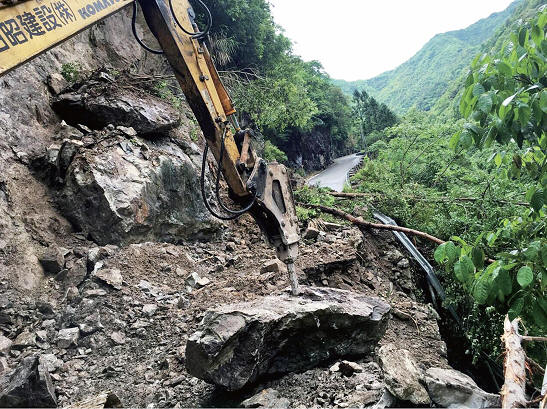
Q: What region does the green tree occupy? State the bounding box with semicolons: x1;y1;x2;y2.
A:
437;6;547;333
352;89;397;149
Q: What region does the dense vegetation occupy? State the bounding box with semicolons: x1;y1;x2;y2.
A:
352;90;397;148
198;0;356;163
333;1;520;114
298;1;547;372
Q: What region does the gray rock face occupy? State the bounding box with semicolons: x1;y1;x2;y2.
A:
56;328;80;349
53;81;180;135
0;355;57;407
425;367;501;408
186;286;390;391
59;134;221;245
0;335;12;355
242;389;290;408
378;343;430;406
38;246;65;274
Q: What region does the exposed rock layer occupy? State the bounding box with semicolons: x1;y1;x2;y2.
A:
186;286;391;391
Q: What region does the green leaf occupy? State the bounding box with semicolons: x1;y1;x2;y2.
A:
517;266;533;288
459;130;473;150
532;24;543;45
472;83;486;97
540;92;547;113
531;190;544;212
449;132;461;151
508;297;524;320
531;301;547;330
472;247;485;270
523;241;541;260
444;241;458;264
495;153;503;167
519;27;527;47
473;276;490;304
477;94;493;114
454;256;475;287
434;243;448;264
497;61;513;76
518;105;531;127
494;269;512;297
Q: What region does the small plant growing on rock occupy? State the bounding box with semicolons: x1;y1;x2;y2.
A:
61;63;81;83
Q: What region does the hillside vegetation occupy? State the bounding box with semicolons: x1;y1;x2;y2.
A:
301;0;547;373
333;1;521;113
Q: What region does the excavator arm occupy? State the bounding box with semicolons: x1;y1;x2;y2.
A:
0;0;301;294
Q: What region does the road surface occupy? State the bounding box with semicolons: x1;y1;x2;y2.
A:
307;153;362;192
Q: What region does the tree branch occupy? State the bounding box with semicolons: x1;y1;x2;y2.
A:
297;202;445;245
327;192;529;206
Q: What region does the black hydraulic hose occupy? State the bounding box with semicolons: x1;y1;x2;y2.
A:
214;129;256;216
169;0;212;40
132;1;164;55
200;143;241;221
200;131;256;220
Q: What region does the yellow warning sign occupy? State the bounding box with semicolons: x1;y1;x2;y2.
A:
0;0;132;76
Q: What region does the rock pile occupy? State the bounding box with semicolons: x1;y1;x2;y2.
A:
186;286;390;390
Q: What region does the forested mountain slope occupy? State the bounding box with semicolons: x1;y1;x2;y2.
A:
433;0;547;117
333;1;521;113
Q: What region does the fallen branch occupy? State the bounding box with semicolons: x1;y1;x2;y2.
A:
297;202;445;245
526;357;545;375
328;192;529;207
299;201;499;263
501;316;528;408
522;336;547;343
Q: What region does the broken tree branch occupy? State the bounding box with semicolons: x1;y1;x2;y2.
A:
297;202;445;245
298;202;497;263
501;316;528;408
327;192;529;207
522;336;547;343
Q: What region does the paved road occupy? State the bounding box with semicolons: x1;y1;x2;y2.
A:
307;153;362;192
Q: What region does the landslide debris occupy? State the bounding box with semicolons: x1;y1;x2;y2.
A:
186;287;390;390
52;72;181;136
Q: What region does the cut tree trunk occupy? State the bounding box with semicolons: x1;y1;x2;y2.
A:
501;316;527;408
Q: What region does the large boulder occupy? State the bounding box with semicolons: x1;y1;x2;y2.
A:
425;367;500;408
52;78;180;135
378;343;431;406
0;355;57;407
57;133;221;245
186;286;391;391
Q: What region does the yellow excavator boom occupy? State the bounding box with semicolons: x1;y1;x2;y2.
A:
0;0;301;294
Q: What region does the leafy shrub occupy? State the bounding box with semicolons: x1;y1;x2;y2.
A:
263;140;288;162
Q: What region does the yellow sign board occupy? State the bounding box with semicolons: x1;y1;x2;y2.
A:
0;0;132;76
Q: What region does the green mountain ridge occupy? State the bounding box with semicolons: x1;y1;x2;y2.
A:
433;0;546;117
332;1;522;113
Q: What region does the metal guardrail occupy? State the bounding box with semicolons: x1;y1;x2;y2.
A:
372;211;460;323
